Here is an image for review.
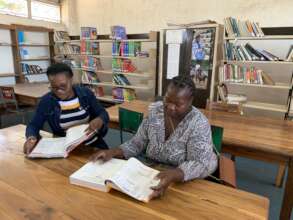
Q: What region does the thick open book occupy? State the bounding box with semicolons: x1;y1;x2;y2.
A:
70;158;160;202
28;124;92;158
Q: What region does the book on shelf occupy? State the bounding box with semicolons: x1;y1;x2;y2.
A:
86;85;104;97
112;88;136;101
82;70;100;83
81;40;99;55
217;84;247;104
224;42;281;61
113;74;131;86
81;56;103;70
219;64;275;85
55;43;80;55
69;157;160;202
110;26;127;40
28;124;93;158
22;64;44;75
81;27;97;40
17;31;25;44
112;41;141;57
112;58;136;73
54;31;71;41
224;17;264;38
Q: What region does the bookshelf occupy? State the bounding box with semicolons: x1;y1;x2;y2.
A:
220;19;293;118
10;24;55;83
0;24;16;85
54;30;159;104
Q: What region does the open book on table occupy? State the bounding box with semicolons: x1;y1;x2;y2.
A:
28;124;93;158
69;157;160;202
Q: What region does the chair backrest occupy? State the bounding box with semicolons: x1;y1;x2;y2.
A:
0;86;19;110
119;107;144;134
211;125;224;154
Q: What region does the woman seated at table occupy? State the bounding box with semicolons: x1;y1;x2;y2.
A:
23;63;109;154
91;75;217;199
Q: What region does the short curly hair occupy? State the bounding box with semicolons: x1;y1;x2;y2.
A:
46;63;73;78
169;75;196;97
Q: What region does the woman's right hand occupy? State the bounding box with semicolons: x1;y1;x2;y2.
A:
89;148;124;162
23;137;37;155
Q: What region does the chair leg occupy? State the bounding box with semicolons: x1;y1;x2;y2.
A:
120;130;123;144
275;164;286;187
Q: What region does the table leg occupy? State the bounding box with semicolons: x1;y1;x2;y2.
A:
280;158;293;220
275;164;286;188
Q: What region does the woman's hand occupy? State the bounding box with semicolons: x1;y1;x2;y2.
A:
23;137;38;155
85;117;104;136
89;148;124;162
149;168;184;200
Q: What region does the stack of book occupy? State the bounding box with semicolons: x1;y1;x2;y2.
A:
55;44;80;55
54;31;70;41
81;56;102;70
112;88;136;101
81;70;100;83
81;40;99;55
112;59;136;73
113;73;131;86
22;64;44;75
112;41;141;57
224;42;280;61
81;27;97;40
110;26;127;40
224;17;264;38
219;64;275;85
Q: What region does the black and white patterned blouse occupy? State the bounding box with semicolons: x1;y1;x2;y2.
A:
120;101;218;181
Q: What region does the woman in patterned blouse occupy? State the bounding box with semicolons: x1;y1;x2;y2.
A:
91;75;218;199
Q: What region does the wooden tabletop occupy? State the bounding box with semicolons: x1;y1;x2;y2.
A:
106;100;293;157
14;83;49;98
0;124;269;220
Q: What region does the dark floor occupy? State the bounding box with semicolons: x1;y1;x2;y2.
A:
1;111;292;220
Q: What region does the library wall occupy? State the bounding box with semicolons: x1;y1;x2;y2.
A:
71;0;293;35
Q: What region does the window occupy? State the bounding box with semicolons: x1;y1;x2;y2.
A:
31;1;60;23
0;0;61;23
0;0;28;17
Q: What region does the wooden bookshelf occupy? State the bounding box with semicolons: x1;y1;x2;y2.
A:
73;67;152;78
221;24;293;118
10;24;54;83
223;60;293;65
20;57;51;61
55;30;159;104
224;82;291;90
0;73;16;77
97;95;124;104
19;44;52;47
83;82;153;90
243;101;288;113
225;35;293;40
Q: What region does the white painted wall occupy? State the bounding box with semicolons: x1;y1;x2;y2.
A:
69;0;293;35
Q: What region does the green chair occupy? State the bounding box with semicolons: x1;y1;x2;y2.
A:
119;107;144;143
211;125;224;154
210;125;237;188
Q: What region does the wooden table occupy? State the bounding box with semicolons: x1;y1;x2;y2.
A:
14;83;49;106
106;100;293;220
0;124;269;220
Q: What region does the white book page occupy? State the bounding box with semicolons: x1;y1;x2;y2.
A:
108;157;160;202
70;159;126;191
65;124;89;149
28;137;66;158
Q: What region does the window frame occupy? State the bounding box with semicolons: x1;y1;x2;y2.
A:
0;0;61;23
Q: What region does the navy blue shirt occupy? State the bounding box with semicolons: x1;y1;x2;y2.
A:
26;86;109;149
